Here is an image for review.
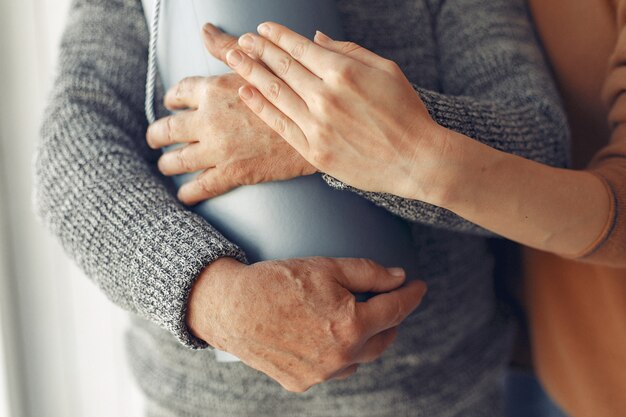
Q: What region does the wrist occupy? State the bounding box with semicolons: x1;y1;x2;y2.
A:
404;126;509;212
399;124;463;207
186;257;245;346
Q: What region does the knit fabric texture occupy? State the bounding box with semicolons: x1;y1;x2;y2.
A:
34;0;568;415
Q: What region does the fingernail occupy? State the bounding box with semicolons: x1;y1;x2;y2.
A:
387;267;406;278
257;23;270;37
315;30;332;43
203;23;219;35
239;34;254;52
226;49;243;67
239;86;253;100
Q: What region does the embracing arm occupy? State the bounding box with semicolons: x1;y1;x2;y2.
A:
324;0;569;236
34;0;245;349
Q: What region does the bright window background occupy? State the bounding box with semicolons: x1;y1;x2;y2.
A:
0;0;145;416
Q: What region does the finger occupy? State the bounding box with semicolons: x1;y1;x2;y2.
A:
164;76;208;110
157;143;210;176
354;327;398;364
357;280;427;338
225;49;309;126
238;85;310;154
331;258;408;293
329;364;359;381
146;112;197;149
238;33;321;99
314;31;399;75
256;22;351;78
202;23;241;64
177;168;236;205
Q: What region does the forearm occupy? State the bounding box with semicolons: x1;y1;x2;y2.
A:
35;0;246;348
426;128;611;256
326;0;568;235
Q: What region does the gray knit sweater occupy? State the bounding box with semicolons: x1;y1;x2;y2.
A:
35;0;568;416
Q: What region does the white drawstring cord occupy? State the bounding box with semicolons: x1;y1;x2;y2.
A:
145;0;162;124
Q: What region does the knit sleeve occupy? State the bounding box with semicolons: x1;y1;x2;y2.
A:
575;0;626;266
34;0;246;349
324;0;569;236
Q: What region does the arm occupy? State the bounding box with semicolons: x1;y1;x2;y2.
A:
323;0;569;235
34;0;246;349
408;0;626;262
35;1;427;387
309;0;617;260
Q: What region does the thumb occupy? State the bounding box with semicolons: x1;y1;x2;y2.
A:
332;258;408;293
314;31;391;72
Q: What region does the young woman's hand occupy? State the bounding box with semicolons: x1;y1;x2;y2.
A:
217;22;449;201
145;26;316;205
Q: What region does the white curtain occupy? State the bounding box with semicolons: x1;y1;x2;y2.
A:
0;0;145;416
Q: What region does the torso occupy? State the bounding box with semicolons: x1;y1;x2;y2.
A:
136;1;511;415
523;1;626;415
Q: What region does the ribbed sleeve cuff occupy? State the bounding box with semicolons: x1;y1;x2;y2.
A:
573;169;626;267
128;205;248;349
321;174;493;236
35;134;247;348
413;85;570;167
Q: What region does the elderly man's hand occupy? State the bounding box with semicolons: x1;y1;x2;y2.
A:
188;257;427;392
145;27;315;205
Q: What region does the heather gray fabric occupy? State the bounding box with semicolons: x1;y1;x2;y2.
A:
144;0;422;313
34;0;568;416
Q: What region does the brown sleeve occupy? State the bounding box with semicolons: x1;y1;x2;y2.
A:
579;0;626;266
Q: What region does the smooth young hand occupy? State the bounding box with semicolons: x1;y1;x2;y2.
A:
220;22;449;201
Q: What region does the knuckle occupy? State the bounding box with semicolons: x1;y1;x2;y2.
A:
290;41;308;59
359;258;380;272
383;59;402;75
175;79;186;102
283;382;308;393
266;80;282;101
240;59;255;77
165;117;176;145
343;314;363;341
273;115;288;135
340;41;360;55
255;37;266;58
271;28;283;45
220;38;238;60
310;148;332;168
176;148;193;172
276;56;292;77
392;299;406;326
330;63;355;83
196;171;215;196
315;92;339;116
252;97;265;114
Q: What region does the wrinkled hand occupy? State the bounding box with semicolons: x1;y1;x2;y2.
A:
219;22;448;202
188;257;427;392
145;26;315;205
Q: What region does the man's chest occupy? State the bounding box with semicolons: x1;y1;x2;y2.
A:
336;0;440;90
